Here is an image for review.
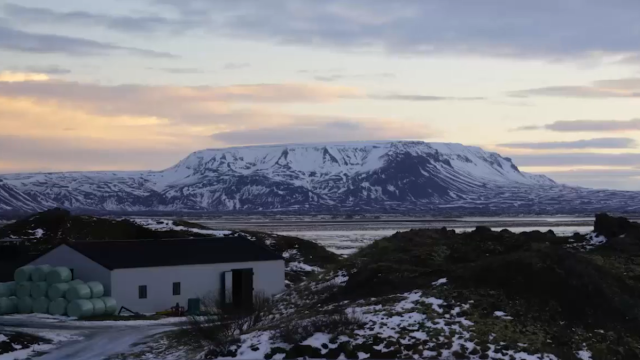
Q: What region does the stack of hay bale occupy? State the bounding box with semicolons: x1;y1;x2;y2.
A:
0;264;117;318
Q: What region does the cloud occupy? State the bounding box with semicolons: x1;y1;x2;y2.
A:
3;3;191;34
223;63;250;70
515;119;640;132
498;138;637;150
151;67;205;74
14;65;71;75
0;80;361;125
0;71;50;82
0;77;429;171
510;77;640;98
312;73;395;82
210;118;432;146
524;168;640;191
153;0;640;61
510;153;640;168
0;135;192;173
0;25;176;57
369;94;485;101
512;125;541;131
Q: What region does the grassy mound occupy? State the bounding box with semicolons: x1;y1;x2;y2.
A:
210;215;640;360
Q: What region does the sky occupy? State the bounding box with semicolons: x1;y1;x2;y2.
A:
0;0;639;190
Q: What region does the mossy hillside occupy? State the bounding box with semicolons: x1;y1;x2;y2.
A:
250;216;640;359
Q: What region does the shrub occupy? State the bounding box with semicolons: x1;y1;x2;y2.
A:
187;290;274;355
275;311;365;345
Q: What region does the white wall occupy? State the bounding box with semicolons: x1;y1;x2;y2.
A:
110;260;285;313
29;245;112;295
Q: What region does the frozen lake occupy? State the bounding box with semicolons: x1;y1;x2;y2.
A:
192;216;620;255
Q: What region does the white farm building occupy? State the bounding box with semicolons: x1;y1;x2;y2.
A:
29;237;286;313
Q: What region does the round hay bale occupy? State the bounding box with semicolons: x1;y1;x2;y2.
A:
85;281;104;298
67;299;93;318
0;297;17;314
16;282;32;299
14;266;35;282
46;267;72;285
101;297;117;315
31;265;52;282
30;282;48;299
49;298;68;316
66;284;91;302
0;282;16;297
89;298;105;316
33;297;50;314
17;297;33;314
68;279;84;287
8;296;18;308
47;283;70;300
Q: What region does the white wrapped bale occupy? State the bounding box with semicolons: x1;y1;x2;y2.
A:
101;297;117;315
47;283;70;300
89;298;105;316
85;281;104;298
16;282;32;299
17;297;33;314
66;284;91;301
68;279;84;287
33;297;50;314
46;267;72;285
14;266;35;282
31;265;52;282
30;282;48;299
0;282;16;297
0;297;17;314
49;298;68;316
67;299;93;318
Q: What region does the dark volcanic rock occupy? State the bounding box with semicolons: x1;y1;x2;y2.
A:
595;213;640;239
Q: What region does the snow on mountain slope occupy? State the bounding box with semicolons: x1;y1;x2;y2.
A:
0;179;54;213
1;141;639;214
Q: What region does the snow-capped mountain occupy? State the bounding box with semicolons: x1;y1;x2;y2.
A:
2;141;640;214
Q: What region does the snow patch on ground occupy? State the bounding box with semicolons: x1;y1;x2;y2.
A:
576;346;593;360
129;218;231;236
493;311;514;320
286;262;322;273
2;313;187;327
0;329;82;360
432;277;448;286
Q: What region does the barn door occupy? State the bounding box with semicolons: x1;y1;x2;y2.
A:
231;268;254;311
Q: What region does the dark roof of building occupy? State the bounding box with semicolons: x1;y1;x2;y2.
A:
61;237;283;270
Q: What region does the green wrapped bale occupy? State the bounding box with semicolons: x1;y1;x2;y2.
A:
8;296;18;308
17;297;33;314
46;267;72;285
89;298;105;316
49;298;68;316
101;297;117;315
16;282;32;299
0;297;17;314
67;299;93;318
0;282;16;297
47;283;70;300
33;297;49;314
66;284;91;301
30;282;48;299
68;279;84;287
14;266;35;282
31;265;52;282
85;281;104;298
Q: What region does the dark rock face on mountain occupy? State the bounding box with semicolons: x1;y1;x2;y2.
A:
2;141;640;215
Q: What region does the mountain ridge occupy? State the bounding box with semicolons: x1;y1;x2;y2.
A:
1;141;639;215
